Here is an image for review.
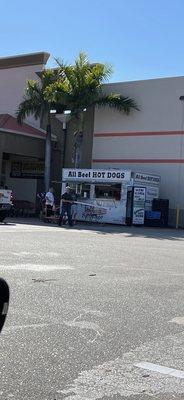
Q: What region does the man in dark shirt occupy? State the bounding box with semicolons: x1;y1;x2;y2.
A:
58;186;74;227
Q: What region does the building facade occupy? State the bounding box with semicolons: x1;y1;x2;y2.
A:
0;52;49;204
92;76;184;226
0;52;67;206
1;51;184;225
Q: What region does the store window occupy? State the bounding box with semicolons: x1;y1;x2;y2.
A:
76;183;91;199
65;183;91;199
95;184;121;200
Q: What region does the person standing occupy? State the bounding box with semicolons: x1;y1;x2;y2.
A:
58;186;74;227
45;187;55;218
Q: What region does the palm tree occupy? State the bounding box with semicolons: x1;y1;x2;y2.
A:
17;69;59;191
45;52;139;167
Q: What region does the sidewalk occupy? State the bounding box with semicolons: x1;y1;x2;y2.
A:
4;217;184;240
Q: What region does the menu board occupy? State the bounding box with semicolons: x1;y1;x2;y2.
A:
132;187;146;225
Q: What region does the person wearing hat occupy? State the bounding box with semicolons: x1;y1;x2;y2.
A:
58;186;74;227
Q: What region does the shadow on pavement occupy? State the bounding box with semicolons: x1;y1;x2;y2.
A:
0;222;16;226
5;217;184;241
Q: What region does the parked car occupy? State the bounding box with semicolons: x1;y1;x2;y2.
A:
0;189;13;222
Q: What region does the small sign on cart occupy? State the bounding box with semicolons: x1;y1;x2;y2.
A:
132;187;146;225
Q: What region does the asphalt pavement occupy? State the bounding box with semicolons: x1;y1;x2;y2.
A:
0;218;184;399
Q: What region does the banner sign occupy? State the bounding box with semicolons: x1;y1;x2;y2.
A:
62;168;131;183
132;187;146;225
134;172;160;185
11;160;44;179
72;199;127;225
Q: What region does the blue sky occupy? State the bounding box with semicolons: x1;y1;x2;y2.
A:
1;0;184;82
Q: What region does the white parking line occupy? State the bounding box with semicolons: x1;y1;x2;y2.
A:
3;322;53;333
58;332;184;398
170;316;184;325
135;362;184;379
0;264;74;271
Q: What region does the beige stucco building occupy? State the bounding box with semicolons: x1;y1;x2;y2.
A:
0;52;48;204
0;51;94;208
92;76;184;226
0;50;184;225
0;52;67;206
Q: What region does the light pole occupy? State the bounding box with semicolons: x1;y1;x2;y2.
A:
51;110;71;168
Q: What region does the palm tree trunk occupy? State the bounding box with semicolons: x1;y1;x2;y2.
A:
44;120;51;192
74;113;84;168
74;133;83;168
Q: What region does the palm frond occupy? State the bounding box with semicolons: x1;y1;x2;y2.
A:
90;63;113;83
54;58;68;80
75;52;89;69
54;57;67;69
55;58;77;92
38;69;59;87
17;79;49;125
96;94;139;114
43;80;70;107
16;99;41;124
17;52;139;131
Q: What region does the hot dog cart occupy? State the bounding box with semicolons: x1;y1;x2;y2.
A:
61;168;160;225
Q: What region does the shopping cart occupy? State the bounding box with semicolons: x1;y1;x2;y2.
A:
37;192;60;223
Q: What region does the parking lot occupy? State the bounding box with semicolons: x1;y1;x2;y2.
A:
0;219;184;399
